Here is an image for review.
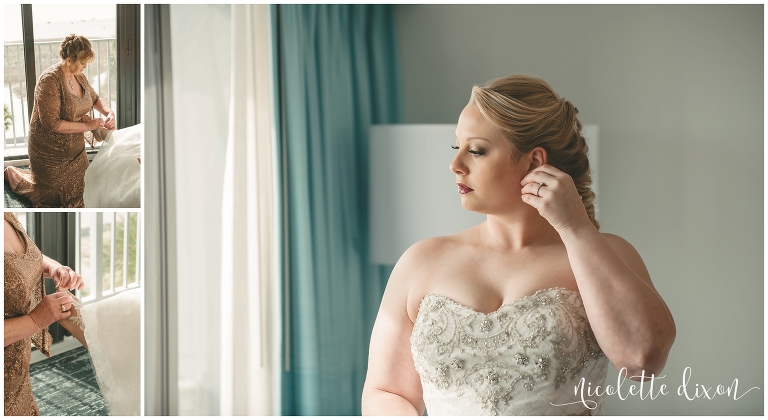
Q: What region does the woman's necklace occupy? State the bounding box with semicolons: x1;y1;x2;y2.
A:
62;64;76;93
66;74;76;92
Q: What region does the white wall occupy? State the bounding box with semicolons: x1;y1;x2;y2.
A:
395;4;762;415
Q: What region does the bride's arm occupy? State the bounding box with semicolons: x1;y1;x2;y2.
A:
57;316;87;350
521;164;676;380
362;244;427;415
560;228;676;379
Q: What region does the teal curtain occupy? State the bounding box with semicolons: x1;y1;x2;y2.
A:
273;4;401;415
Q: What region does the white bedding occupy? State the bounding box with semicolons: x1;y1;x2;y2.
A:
84;124;142;208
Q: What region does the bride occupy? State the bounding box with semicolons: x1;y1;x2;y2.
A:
361;75;676;415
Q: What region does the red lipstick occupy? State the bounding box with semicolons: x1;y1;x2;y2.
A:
457;183;474;194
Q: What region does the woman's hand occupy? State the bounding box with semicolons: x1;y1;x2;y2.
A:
520;164;592;233
51;265;84;290
92;97;114;128
104;112;116;130
28;291;73;329
84;116;105;131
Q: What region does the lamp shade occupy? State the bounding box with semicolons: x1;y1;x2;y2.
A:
368;124;599;265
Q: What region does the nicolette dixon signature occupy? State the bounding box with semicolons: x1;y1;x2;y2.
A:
552;367;760;410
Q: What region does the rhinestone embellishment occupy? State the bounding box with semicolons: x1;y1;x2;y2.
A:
410;289;605;416
479;319;492;333
514;353;529;365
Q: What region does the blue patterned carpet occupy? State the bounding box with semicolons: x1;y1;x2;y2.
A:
30;347;109;416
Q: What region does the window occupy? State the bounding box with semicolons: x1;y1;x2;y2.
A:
11;212;140;346
12;211;31;235
3;4;140;160
4;5;28;154
75;212;141;304
10;212;141;305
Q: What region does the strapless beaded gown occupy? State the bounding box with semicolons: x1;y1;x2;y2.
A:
410;288;609;416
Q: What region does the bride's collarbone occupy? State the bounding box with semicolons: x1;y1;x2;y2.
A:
406;241;574;313
429;246;572;281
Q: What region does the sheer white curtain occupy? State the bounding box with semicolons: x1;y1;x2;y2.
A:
168;4;277;416
169;5;230;415
219;4;277;416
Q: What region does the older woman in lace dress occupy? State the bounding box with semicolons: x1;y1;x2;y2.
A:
4;213;85;415
4;34;115;208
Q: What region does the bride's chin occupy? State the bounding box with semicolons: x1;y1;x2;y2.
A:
460;197;522;216
460;198;485;213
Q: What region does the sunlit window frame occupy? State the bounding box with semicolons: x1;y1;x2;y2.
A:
74;212;142;305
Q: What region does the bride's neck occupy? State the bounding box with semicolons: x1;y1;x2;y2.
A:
480;211;560;250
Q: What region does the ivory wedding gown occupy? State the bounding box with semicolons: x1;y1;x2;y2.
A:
83;123;141;208
410;288;609;416
80;288;141;416
54;287;141;416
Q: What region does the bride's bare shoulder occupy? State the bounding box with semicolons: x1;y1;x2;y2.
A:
389;232;471;322
388;229;474;292
601;232;641;258
600;232;652;282
390;235;461;323
396;230;472;270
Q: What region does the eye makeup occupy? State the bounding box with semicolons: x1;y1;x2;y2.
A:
452;145;485;156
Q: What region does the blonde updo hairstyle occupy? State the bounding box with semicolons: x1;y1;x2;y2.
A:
471;74;599;230
59;34;94;71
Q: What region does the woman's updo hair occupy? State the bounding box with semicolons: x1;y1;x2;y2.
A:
471;74;599;230
59;34;94;64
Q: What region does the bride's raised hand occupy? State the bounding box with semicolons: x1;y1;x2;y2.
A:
520;164;593;233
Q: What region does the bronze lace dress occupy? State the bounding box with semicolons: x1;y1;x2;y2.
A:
4;212;51;416
8;62;99;208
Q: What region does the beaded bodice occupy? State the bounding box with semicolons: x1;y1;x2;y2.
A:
410;288;608;416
